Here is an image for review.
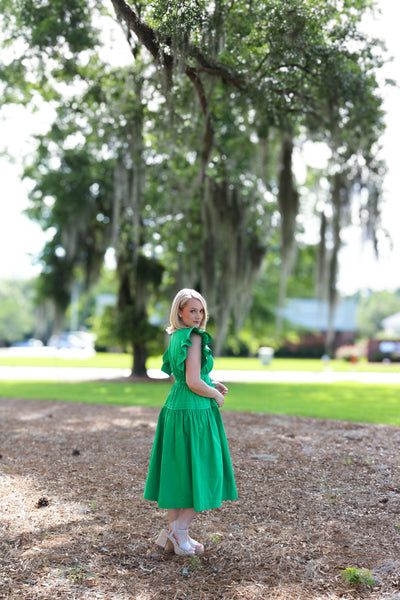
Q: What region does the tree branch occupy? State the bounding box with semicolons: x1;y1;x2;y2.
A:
185;66;214;164
188;45;247;89
110;0;173;72
109;0;246;90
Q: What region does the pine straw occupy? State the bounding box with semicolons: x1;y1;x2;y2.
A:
1;398;400;600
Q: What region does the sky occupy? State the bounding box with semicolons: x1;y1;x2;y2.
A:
336;0;400;294
0;0;399;295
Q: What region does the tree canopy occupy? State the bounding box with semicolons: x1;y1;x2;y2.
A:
0;0;388;368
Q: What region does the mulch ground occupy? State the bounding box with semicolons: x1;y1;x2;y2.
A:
1;396;400;600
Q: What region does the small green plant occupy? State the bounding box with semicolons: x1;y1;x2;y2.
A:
395;523;400;530
327;488;339;505
66;566;87;582
365;456;373;465
341;567;374;587
65;565;98;582
343;456;352;466
210;533;222;544
91;499;96;513
188;555;202;571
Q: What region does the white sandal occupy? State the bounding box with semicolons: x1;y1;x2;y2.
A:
155;529;172;550
156;523;195;556
187;534;204;554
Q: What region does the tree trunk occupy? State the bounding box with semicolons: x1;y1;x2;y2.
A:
316;210;328;300
325;172;344;355
276;129;299;332
113;72;151;375
132;342;148;377
201;178;265;355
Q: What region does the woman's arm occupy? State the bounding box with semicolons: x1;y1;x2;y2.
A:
186;334;225;407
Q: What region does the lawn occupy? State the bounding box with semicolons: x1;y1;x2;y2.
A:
1;380;400;425
0;352;399;372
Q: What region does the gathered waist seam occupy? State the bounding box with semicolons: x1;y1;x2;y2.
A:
172;379;213;387
163;404;214;411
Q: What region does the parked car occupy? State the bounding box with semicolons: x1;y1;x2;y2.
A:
47;331;95;350
11;338;44;348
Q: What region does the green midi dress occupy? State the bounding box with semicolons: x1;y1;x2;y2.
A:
143;327;238;512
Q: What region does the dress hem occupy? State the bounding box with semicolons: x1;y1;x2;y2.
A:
143;496;238;512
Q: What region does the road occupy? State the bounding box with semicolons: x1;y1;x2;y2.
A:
0;366;400;384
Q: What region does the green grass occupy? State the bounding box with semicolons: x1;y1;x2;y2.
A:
0;380;169;407
213;357;400;373
0;352;399;372
1;380;400;425
0;352;133;369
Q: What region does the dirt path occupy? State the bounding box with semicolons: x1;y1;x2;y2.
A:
1;397;400;599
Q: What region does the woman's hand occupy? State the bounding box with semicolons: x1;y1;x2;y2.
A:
213;389;225;408
213;381;228;396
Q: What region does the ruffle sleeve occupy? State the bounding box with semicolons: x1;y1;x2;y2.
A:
170;327;213;379
161;348;172;375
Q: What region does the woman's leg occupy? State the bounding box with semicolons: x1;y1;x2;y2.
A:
176;507;196;529
167;507;196;529
163;508;203;554
167;508;181;528
167;508;196;546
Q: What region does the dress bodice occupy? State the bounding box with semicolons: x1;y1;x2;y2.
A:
161;327;214;384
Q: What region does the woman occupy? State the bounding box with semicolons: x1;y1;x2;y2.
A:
143;288;237;555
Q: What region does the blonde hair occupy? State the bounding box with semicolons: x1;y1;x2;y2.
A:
166;288;208;334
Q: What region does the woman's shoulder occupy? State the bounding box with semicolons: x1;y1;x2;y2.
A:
172;326;212;342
